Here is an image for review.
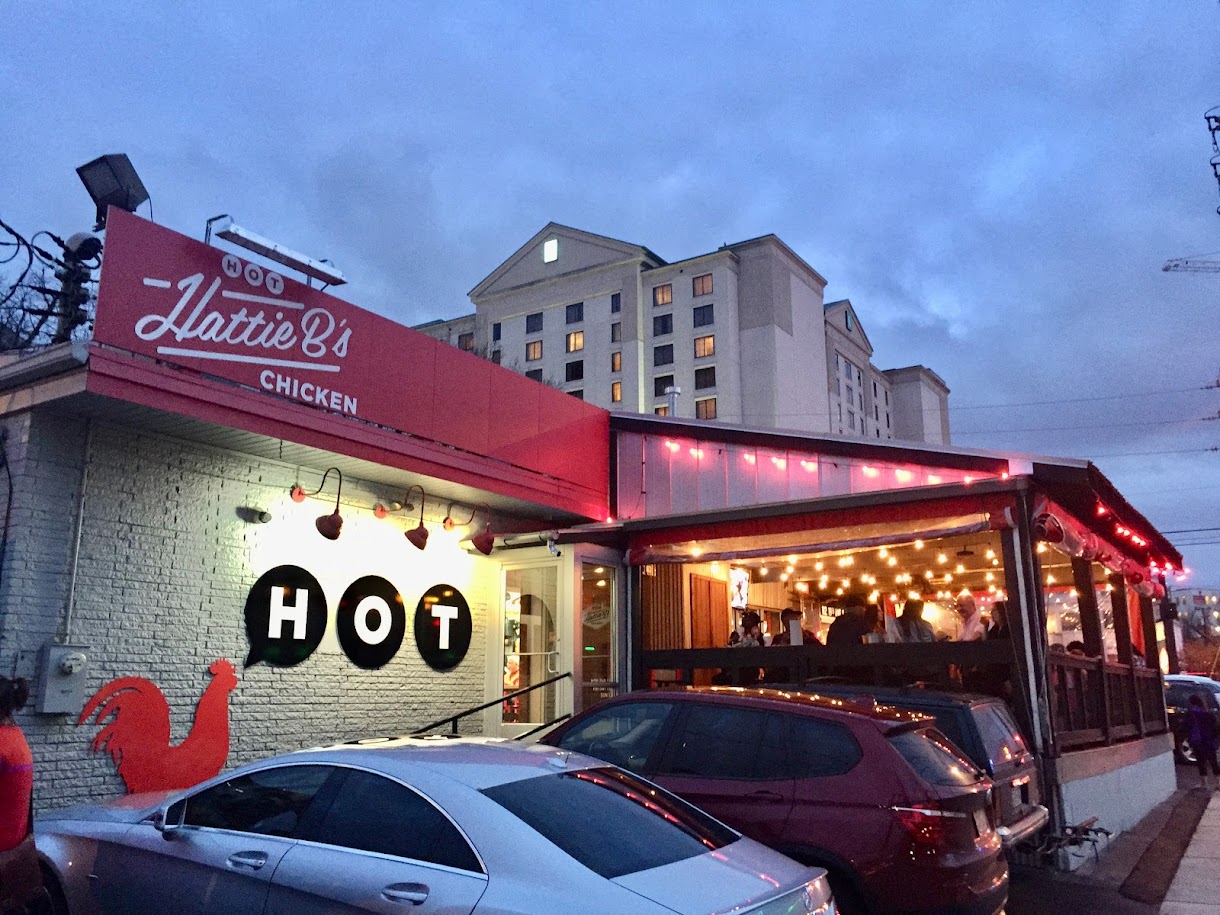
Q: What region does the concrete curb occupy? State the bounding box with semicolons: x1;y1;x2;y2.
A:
1121;789;1212;905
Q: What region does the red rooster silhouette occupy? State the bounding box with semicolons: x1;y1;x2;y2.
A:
77;659;239;794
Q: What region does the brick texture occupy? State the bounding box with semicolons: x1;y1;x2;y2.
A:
2;410;491;811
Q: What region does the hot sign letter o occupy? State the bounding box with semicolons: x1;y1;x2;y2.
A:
337;576;406;669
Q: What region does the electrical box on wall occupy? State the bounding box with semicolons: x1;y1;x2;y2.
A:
36;644;90;714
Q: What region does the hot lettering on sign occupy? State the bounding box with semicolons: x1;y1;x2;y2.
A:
243;568;470;671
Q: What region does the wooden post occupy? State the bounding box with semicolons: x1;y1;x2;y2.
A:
1139;595;1159;673
1073;558;1103;658
1109;574;1133;665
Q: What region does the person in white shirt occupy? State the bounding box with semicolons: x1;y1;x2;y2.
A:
956;594;989;642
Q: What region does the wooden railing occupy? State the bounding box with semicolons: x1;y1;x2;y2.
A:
1048;655;1168;750
639;640;1014;690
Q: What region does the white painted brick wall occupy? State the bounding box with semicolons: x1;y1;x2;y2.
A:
2;410;490;811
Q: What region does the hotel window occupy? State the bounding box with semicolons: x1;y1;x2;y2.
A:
654;405;670;416
566;302;584;324
845;311;854;330
611;322;621;343
653;313;673;336
490;349;501;365
693;303;714;327
694;335;715;358
611;351;621;372
566;360;584;382
543;238;558;263
492;322;502;342
457;332;474;351
566;331;584;353
695;398;717;420
872;380;877;398
654;374;674;397
874;404;879;421
693;273;713;296
654;344;673;366
526;340;542;361
569;389;583;400
694;366;716;390
653;283;672;306
611;292;621;313
526;369;543;381
847;410;855;428
885;390;890;406
526;312;543;334
611;381;622;403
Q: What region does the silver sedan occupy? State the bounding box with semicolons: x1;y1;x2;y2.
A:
37;736;835;915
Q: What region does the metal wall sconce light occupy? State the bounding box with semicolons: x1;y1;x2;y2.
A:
374;485;430;551
291;467;344;540
440;502;496;555
470;504;495;556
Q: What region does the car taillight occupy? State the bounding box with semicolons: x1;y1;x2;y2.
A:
891;804;975;853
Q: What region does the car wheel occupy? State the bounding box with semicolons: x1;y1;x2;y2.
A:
823;869;870;915
1180;736;1197;766
38;865;69;915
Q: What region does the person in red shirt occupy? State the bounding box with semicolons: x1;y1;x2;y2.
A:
0;676;33;852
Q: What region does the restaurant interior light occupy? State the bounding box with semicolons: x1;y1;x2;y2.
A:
76;153;149;230
291;467;344;540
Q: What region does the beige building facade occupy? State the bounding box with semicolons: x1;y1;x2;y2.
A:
417;224;951;444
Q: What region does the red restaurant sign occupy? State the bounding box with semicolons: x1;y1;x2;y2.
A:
92;209;609;515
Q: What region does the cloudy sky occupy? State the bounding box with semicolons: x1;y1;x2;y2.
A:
4;2;1219;586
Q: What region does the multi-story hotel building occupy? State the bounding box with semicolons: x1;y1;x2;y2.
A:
416;224;951;444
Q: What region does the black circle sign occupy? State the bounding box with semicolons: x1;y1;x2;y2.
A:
337;576;407;670
414;584;472;671
243;565;328;668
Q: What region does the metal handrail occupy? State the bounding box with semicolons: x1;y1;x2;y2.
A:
411;671;573;736
511;714;573;741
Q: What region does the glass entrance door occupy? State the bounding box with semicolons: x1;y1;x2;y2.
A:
501;565;561;732
580;562;618;710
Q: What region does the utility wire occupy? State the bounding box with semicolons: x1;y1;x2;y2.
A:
954;415;1217;436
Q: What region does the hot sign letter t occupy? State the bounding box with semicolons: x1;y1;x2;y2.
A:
432;604;459;650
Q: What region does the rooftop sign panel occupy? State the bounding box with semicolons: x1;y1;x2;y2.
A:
91;208;609;518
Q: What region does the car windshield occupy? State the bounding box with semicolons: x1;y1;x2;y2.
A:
482;766;737;878
970;703;1028;771
889;727;984;787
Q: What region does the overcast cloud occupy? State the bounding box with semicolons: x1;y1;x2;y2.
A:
3;1;1218;585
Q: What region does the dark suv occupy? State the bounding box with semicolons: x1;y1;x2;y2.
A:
799;683;1048;851
543;687;1007;915
1165;674;1220;764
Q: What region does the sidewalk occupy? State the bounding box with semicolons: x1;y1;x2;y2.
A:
1161;792;1220;914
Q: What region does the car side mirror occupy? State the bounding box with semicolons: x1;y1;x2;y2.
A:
154;798;187;840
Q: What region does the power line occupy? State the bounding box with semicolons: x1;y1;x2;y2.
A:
954;415;1216;436
949;383;1218;412
1163;527;1220;534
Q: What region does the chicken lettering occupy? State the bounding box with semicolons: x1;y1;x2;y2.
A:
77;659;239;794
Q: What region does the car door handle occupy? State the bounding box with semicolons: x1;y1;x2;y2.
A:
383;882;429;904
747;789;786;803
227;851;269;870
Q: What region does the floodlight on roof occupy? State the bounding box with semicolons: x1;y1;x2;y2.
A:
76;154;149;230
207;215;346;286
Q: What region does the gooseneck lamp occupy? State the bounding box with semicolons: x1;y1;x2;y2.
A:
471;504;495;556
404;486;430;551
290;467;344;540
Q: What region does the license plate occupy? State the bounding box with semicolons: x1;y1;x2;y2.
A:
974;808;992;836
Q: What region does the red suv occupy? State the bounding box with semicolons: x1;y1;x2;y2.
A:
543;687;1007;915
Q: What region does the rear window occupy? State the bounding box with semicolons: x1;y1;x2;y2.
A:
482;766;737;878
970;703;1027;771
889;727;983;787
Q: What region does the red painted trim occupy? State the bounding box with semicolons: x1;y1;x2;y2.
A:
626;493;1017;552
86;345;608;519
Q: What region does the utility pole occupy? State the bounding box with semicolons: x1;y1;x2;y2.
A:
50;250;91;344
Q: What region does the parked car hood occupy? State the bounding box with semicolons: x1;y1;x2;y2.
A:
39;790;175;825
613;836;824;915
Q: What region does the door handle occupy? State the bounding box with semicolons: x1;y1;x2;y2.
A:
383;882;430;904
227;851;268;870
546;650;559;674
747;789;786;803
